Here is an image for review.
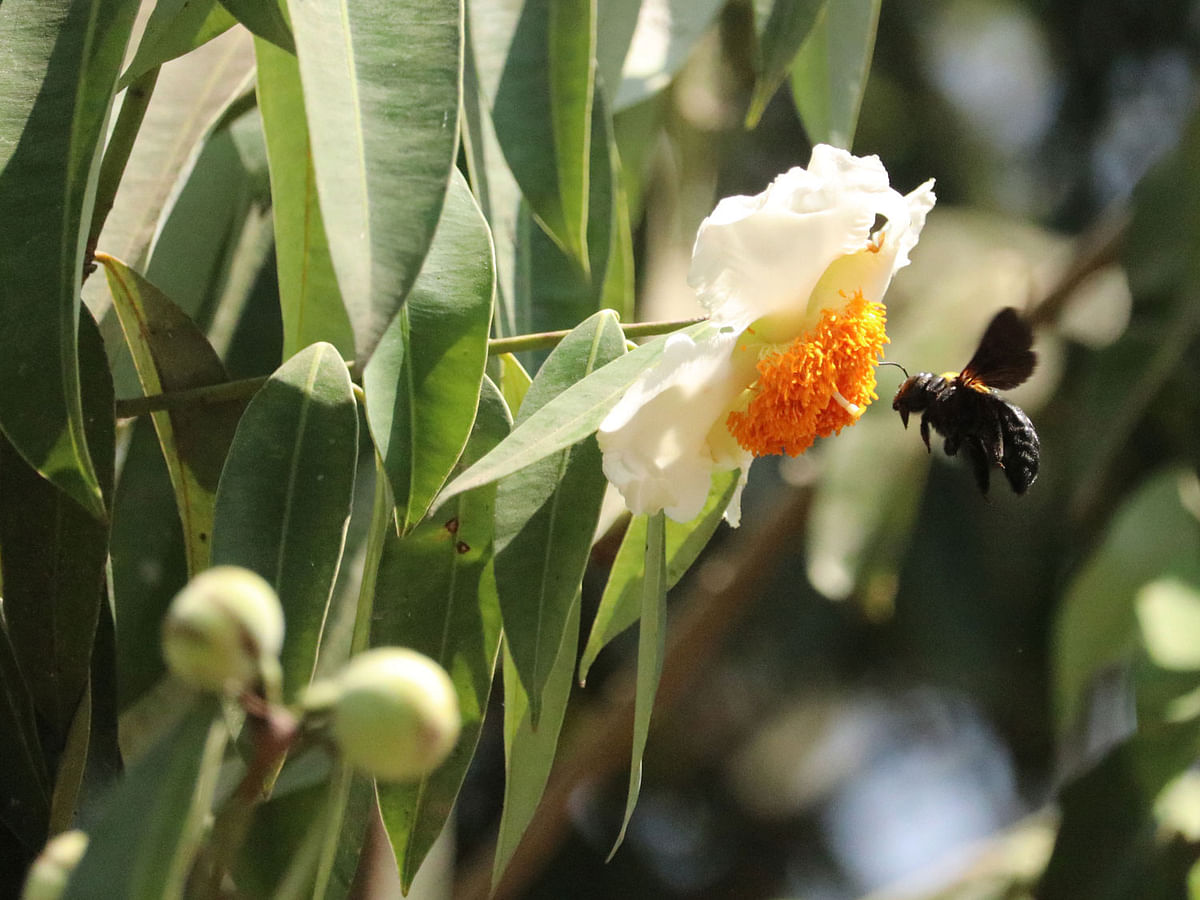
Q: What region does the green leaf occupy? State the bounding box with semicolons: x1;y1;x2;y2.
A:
374;378;509;890
494;311;625;722
0;0;138;520
118;0;237;89
254;38;355;361
470;0;596;267
0;620;51;854
608;509;667;858
439;319;711;504
496;353;533;419
611;0;724;111
0;309;113;749
64;698;228;900
492;598;580;891
595;0;642;99
1055;469;1200;735
789;0;881;149
218;0;295;53
99;254;243;574
579;470;738;685
287;0;462;365
746;0;824;127
211;343;359;700
363;170;495;534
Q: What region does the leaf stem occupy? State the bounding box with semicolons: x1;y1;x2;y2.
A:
112;318;705;418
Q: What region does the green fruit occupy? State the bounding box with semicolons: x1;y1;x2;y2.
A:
161;566;284;695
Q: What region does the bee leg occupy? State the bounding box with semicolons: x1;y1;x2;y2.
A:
943;433;960;457
963;439;991;495
919;415;932;452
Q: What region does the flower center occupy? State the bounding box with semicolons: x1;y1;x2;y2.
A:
725;290;888;457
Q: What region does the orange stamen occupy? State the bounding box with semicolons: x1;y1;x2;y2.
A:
725;291;888;457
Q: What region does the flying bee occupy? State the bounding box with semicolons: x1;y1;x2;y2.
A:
889;307;1040;495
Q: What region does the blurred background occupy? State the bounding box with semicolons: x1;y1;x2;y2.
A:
447;0;1200;897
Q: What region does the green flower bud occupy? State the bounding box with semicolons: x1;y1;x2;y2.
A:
162;566;284;695
321;648;461;781
21;830;88;900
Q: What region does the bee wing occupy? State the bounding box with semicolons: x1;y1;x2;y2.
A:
959;307;1037;390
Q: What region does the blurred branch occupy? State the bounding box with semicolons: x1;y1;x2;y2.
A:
1027;204;1129;327
454;486;814;900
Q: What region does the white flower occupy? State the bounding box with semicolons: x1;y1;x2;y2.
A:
597;145;936;524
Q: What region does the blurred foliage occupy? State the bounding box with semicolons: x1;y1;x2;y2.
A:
1;0;1200;898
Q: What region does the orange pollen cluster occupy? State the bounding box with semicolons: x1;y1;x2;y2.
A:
726;291;888;457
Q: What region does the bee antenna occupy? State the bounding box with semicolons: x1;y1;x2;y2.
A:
877;360;910;378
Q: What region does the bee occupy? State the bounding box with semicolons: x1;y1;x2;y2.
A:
890;307;1040;495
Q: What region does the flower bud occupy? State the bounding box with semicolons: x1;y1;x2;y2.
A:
319;648;461;781
21;830;88;900
161;566;284;695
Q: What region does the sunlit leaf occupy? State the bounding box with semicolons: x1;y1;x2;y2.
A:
218;0;294;52
608;510;667;857
255;37;355;361
99;255;243;574
494;311;625;722
363;170;495;534
789;0;881;149
746;0;823;127
212;343;359;700
118;0;237;89
375;378;509;890
579;470;738;685
287;0;462;364
0;0;139;519
612;0;724;111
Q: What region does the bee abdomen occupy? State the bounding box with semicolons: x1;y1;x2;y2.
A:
999;401;1040;494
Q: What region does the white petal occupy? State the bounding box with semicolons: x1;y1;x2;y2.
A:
598;328;753;523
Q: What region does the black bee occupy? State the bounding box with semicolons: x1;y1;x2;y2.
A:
891;307;1040;495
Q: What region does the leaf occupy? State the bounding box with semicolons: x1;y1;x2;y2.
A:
99;254;244;574
439;319;711;504
0;309;113;749
789;0;881;149
254;38;355;361
64;698;228;900
608;510;667;858
494;312;625;722
579;470;738;685
746;0;824;127
612;0;725;111
211;343;359;700
118;0;238;89
492;598;580;891
0;619;51;854
469;0;596;267
496;353;533;419
1054;469;1200;736
0;0;139;520
287;0;462;365
218;0;295;53
374;378;509;890
363;170;495;534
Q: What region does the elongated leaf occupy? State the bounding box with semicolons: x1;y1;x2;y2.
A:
287;0;462;364
219;0;295;52
495;312;625;722
496;353;533;419
375;378;509;890
0;0;138;519
609;510;667;857
613;0;725;110
363;170;495;533
0;620;50;854
789;0;881;149
212;344;359;699
595;0;642;98
439;319;710;503
64;698;227;900
579;470;738;685
492;598;580;890
99;255;243;574
255;38;354;361
118;0;237;89
469;0;595;267
0;309;113;750
746;0;824;127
